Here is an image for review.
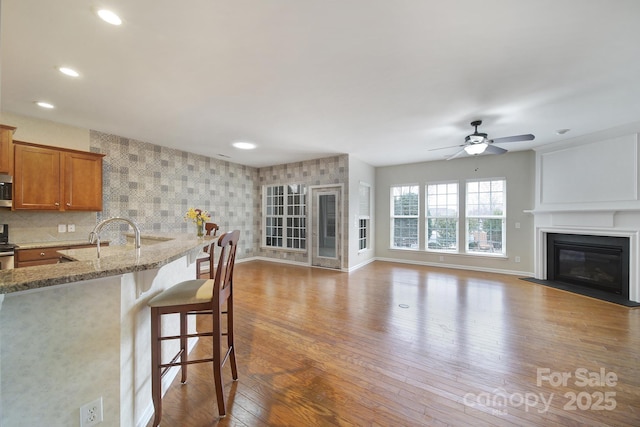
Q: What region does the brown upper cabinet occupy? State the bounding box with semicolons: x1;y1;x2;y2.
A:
0;125;17;174
13;141;105;211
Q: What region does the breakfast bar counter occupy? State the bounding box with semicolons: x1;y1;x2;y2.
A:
0;233;213;294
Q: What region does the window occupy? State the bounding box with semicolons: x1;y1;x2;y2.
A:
466;179;506;255
391;185;419;249
265;185;284;247
426;182;458;251
359;219;368;250
359;183;371;251
264;184;306;249
287;184;306;249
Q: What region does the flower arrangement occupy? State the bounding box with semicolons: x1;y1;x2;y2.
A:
185;208;211;236
185;207;211;225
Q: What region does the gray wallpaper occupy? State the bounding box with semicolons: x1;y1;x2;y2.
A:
257;155;349;265
90;130;259;258
89;130;349;264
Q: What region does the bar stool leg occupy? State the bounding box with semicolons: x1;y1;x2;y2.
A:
150;307;163;427
228;299;238;380
180;312;188;383
212;310;226;416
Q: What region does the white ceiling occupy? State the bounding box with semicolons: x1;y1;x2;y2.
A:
2;0;640;167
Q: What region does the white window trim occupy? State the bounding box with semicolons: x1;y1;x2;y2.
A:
261;184;307;252
426;180;459;253
390;183;420;250
465;178;507;256
358;182;371;252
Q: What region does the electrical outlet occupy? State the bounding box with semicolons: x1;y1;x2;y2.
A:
67;224;76;232
439;256;444;261
515;256;521;263
58;224;67;233
80;397;103;427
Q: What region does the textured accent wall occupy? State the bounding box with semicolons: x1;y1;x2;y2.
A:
90;130;349;265
257;155;349;266
90;130;259;258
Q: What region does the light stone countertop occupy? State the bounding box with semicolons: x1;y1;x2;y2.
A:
15;240;110;250
0;233;216;294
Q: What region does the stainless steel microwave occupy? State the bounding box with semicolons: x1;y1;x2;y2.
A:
0;174;12;208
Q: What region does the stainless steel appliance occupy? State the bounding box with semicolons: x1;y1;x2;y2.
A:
0;224;16;270
0;174;12;208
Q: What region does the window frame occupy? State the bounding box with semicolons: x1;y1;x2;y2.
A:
358;182;371;252
426;181;459;252
262;184;307;251
390;184;420;250
465;178;506;256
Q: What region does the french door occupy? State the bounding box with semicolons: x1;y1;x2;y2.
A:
310;186;342;269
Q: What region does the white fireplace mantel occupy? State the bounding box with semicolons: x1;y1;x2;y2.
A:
530;208;640;303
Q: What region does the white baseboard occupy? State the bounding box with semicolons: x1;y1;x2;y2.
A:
345;257;376;272
235;255;532;276
249;256;309;267
374;256;534;277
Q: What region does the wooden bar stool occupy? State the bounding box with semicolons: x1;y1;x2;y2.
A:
196;222;219;278
148;230;239;426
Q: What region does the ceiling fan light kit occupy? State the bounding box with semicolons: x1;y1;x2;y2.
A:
430;120;536;160
464;142;488;155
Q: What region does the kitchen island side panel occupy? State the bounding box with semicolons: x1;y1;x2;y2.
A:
0;255;194;427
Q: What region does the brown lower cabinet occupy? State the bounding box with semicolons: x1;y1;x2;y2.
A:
15;243;108;268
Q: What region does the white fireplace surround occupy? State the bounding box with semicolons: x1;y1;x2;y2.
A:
532;126;640;303
532;214;639;302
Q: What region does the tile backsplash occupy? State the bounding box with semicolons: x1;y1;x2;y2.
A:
0;210;97;244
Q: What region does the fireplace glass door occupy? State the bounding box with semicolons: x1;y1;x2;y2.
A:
547;233;629;297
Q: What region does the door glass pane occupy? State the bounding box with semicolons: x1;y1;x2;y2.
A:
318;194;336;258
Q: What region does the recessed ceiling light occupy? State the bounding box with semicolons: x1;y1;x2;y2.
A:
97;9;122;26
232;141;256;150
36;101;55;109
58;67;80;77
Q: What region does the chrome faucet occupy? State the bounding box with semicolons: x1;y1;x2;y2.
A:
89;217;141;258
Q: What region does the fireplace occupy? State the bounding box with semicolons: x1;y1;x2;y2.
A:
546;233;630;299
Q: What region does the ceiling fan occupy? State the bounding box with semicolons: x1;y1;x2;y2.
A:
432;120;535;160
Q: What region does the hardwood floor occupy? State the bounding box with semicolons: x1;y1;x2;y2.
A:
147;260;640;426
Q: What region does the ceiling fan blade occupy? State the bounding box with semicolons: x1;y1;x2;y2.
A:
428;144;463;151
446;148;468;160
484;144;508;155
490;134;535;144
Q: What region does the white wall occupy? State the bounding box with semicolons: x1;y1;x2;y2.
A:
534;122;640;211
0;112;89;150
539;134;637;207
375;151;535;275
348;156;375;270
